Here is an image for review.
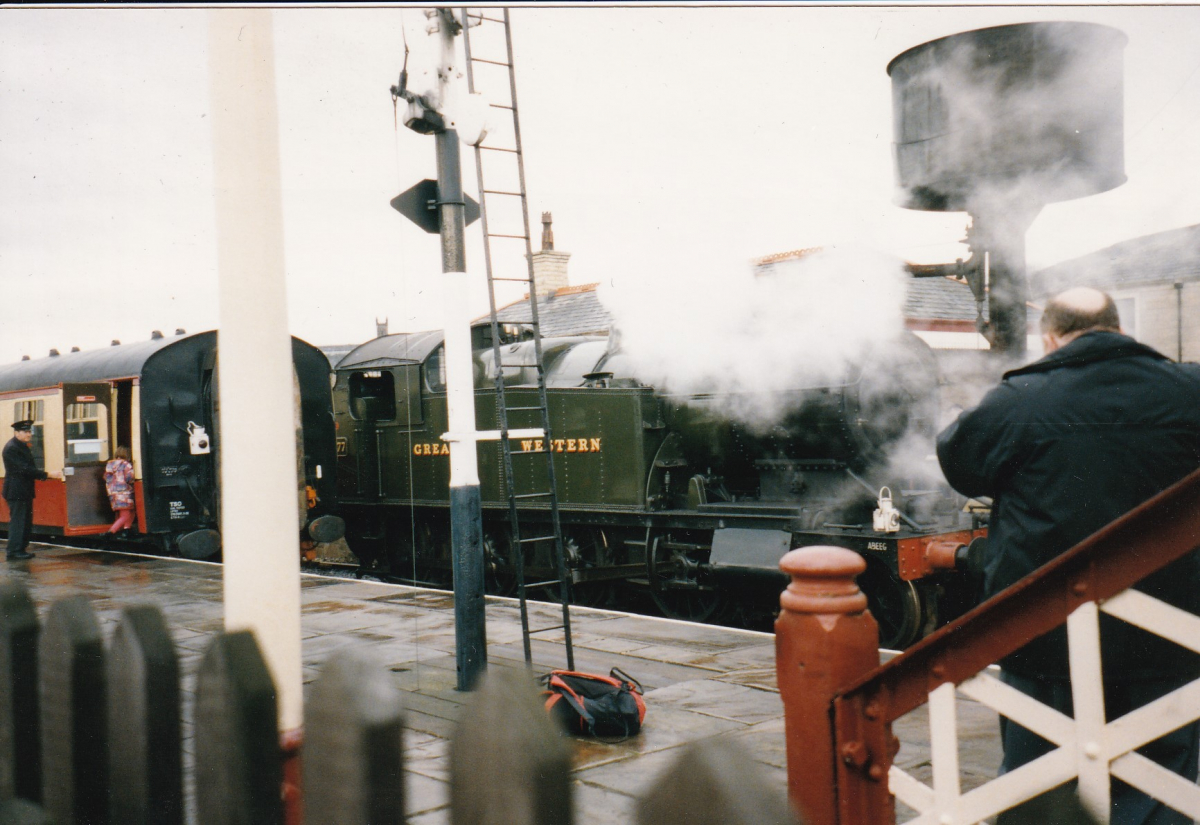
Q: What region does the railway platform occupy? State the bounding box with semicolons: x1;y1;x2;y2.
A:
1;541;1002;823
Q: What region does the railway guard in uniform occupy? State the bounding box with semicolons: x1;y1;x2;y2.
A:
3;419;60;560
936;286;1200;825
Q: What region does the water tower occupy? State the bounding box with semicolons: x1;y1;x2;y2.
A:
888;21;1127;355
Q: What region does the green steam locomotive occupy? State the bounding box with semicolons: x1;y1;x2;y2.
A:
333;324;982;648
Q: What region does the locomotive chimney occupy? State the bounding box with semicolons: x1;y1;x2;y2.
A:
375;317;389;338
529;211;570;301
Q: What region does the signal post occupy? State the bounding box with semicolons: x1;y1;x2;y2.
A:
392;9;488;691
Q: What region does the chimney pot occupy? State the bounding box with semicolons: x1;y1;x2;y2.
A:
530;213;570;301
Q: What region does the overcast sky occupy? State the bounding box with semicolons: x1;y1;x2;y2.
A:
2;3;1199;365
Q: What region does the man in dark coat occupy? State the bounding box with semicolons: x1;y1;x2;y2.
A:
937;286;1200;825
3;420;49;561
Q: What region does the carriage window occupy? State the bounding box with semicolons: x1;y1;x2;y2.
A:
13;400;46;471
65;402;110;464
348;371;396;422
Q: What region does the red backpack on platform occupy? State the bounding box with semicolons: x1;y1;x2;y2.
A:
540;667;646;738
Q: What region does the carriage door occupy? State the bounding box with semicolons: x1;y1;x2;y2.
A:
61;383;114;533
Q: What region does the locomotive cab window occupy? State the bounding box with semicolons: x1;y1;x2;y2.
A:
65;402;109;464
425;346;447;394
349;371;397;422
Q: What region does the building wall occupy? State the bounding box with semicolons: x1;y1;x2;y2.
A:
1109;281;1199;362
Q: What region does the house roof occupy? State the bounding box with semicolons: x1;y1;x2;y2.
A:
905;276;980;322
479;274;979;339
483;283;614;337
1034;223;1200;295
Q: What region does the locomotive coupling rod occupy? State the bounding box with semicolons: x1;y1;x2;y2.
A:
441;428;545;442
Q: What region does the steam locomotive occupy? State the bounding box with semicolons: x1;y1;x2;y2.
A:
0;331;343;559
334;323;983;648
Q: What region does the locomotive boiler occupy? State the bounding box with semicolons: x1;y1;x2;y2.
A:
334;324;982;648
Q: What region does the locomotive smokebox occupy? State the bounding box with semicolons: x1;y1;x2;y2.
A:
888;22;1127;356
888;21;1127;212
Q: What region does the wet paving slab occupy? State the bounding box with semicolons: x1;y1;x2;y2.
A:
2;541;1002;823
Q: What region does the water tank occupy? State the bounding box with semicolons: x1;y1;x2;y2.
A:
888;21;1127;211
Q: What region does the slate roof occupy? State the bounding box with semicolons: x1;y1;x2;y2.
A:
904;276;980;322
1034;224;1200;295
483;284;614;337
481;274;978;339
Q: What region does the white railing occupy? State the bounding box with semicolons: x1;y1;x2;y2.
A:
891;590;1200;825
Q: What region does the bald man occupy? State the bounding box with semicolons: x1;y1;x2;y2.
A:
937;286;1200;824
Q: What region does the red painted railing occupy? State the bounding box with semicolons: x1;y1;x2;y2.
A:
775;466;1200;825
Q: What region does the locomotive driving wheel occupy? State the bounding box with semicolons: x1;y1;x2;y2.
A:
482;530;517;597
857;558;936;650
552;527;615;608
645;528;722;622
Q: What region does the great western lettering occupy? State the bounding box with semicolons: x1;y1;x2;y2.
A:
410;437;602;456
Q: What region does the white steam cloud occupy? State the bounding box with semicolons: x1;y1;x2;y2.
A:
598;245;910;428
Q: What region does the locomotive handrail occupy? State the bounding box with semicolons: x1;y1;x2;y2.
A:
777;465;1200;825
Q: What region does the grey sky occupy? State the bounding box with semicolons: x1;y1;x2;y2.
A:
2;3;1199;364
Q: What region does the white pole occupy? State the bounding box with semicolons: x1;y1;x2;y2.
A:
431;10;488;690
206;9;304;734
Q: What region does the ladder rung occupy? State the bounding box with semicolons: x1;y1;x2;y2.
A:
489;103;515;111
530;624;565;633
525;580;560;589
491;274;531;280
513;492;553;500
505;405;545;412
483;189;523;197
519;535;557;545
470;57;512;68
480;145;520;154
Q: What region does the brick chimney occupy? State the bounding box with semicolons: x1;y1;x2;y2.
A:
529;212;570;301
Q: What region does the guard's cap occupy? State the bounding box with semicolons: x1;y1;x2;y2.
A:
12;420;33;432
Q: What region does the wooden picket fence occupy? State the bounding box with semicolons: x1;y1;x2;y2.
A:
0;577;798;825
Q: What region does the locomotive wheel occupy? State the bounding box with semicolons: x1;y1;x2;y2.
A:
556;528;615;608
482;531;518;597
858;559;935;650
646;529;721;623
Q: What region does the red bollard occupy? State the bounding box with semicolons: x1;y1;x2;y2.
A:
776;546;881;825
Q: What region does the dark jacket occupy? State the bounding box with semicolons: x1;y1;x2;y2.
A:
2;436;47;502
937;331;1200;679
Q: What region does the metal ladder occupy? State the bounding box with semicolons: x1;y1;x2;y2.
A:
461;7;574;670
